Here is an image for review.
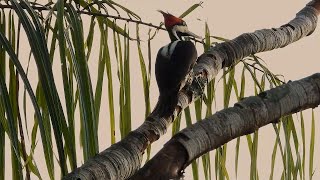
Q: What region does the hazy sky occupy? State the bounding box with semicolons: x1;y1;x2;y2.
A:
4;0;320;179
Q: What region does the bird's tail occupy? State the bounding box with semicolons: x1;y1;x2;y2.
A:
152;90;178;118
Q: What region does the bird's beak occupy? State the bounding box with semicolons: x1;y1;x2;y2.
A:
184;29;202;39
157;10;166;16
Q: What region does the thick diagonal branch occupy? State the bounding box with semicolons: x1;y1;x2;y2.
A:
132;73;320;179
64;1;320;179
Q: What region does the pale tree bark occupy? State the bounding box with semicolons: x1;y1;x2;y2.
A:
64;0;320;179
131;73;320;179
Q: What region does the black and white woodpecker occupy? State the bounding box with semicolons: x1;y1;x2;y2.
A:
154;10;201;117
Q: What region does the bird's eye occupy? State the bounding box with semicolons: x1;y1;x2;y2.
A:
182;21;187;26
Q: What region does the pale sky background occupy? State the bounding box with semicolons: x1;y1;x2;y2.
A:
3;0;320;179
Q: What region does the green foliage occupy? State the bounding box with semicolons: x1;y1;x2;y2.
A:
66;3;99;161
309;110;315;179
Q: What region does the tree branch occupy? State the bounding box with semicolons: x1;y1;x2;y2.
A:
64;0;320;179
132;73;320;179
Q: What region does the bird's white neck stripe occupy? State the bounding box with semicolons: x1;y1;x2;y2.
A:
160;44;169;58
160;40;180;58
169;40;180;56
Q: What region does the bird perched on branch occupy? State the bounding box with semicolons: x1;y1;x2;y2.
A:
154;10;201;118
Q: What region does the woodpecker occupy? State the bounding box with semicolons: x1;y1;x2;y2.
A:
154;10;201;118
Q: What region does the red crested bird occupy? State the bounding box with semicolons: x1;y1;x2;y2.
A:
154;10;201;118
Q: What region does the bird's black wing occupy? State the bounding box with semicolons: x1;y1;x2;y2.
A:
154;41;197;117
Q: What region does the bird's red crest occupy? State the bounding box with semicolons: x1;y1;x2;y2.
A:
158;10;183;29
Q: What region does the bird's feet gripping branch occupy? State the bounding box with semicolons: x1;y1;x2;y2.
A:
153;11;202;118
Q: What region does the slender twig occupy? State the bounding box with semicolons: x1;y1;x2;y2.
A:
0;2;207;44
78;10;165;30
0;3;166;30
244;61;286;84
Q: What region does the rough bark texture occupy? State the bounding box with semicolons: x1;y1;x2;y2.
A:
177;73;319;162
132;73;320;179
64;1;320;179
